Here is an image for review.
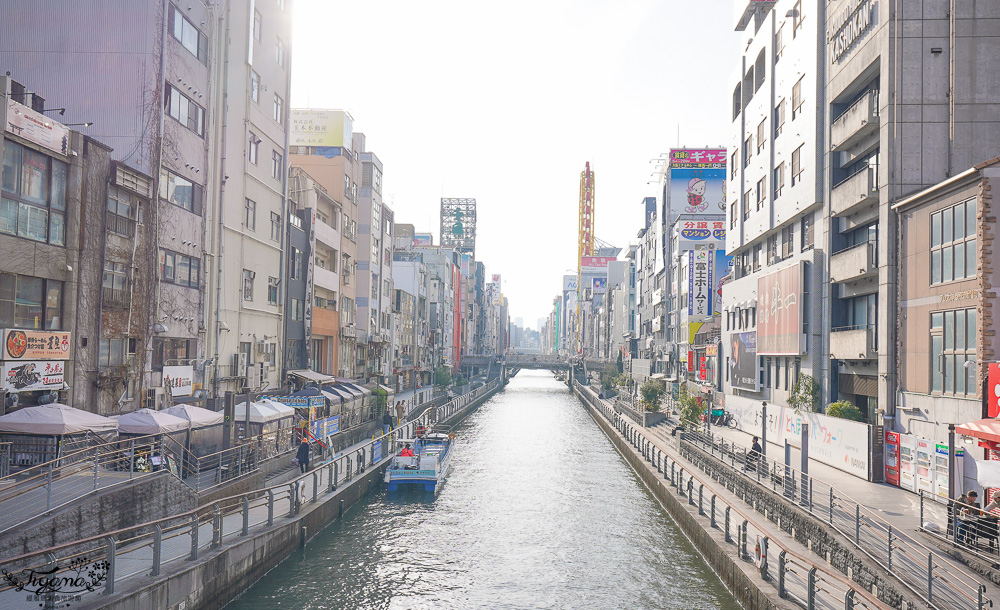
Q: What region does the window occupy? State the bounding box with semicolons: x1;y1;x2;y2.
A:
732;83;742;121
250;71;260;103
730;151;738;179
276;38;286;68
780;225;794;259
159;167;203;214
243;269;255;300
730;201;737;229
754;49;765;92
753;243;763;272
98;338;134;368
931;198;977;284
773;162;785;200
248;133;259;164
290;247;303;279
273;93;284;123
931;308;977;395
774;99;786;138
272;150;283;180
253;10;262;41
801;215;814;250
268;277;279;304
792;0;803;36
0;273;62;329
791;145;804;185
1;140;68;246
240;199;255;231
792;76;804;119
756;176;767;210
159;250;200;287
152;338;194;371
757;118;767;153
165;84;205;136
290;297;303;321
775;24;785;63
103;261;129;296
743;136;752;167
270;211;281;241
169;4;208;63
742;189;751;220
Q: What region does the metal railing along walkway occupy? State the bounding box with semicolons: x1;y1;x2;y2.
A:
0;380;502;608
574;382;888;610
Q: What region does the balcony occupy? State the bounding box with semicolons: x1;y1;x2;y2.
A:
315;217;339;249
102;287;131;309
106;211;136;238
830;90;879;152
830;325;876;360
340;325;356;339
314;266;339;292
831;167;878;217
829;242;878;284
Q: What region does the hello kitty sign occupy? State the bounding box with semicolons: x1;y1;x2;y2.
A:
668;149;728;221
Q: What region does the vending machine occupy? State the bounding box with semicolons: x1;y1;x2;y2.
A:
899;434;918;492
885;431;900;487
915;439;935;494
933;443;965;499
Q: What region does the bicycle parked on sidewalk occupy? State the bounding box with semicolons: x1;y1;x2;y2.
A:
709;409;738;429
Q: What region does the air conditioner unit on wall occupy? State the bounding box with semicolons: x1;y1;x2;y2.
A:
246;363;263;391
233;352;248;378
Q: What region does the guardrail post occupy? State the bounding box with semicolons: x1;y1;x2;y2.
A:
93;450;100;490
46;463;53;511
129;440;135;481
346;456;352;481
846;589;855;610
807;567;817;610
267;490;274;526
152;525;162;576
740;520;748;559
829;488;835;524
760;536;769;580
329;462;336;492
725;506;731;542
698;484;704;515
242;497;250;536
189;514;199;560
778;550;786;598
887;525;893;571
313;472;319;503
289;483;297;517
671;462;675;486
104;536;116;595
688;479;694;506
711;495;716;528
980;584;987;610
212;504;222;548
855;503;861;544
927;552;933;603
919;491;924;532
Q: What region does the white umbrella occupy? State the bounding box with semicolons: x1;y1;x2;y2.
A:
0;403;117;435
115;408;190;435
234;401;282;423
163;405;224;428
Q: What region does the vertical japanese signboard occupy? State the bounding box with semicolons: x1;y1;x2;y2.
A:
757;262;803;355
729;331;759;391
688;248;713;319
667;149;727;220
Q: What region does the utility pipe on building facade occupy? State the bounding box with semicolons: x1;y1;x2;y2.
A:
211;1;232;403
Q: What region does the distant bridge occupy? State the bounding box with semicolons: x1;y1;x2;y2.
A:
505;355;571;371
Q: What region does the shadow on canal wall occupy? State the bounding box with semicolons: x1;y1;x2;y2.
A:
80;381;505;610
572;383;795;610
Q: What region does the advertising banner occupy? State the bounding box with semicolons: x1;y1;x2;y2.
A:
757;262;803;355
290;109;353;148
687;249;712;318
989;363;1000;418
726;400;871;479
729;332;759;391
562;275;578;292
677;219;727;250
714;250;734;317
3;330;71;360
580;256;616;274
592;277;607;293
373;438;383;462
2;360;64;393
413;233;433;246
163;365;194;397
668;149;727;219
492;274;501;283
6;99;70;155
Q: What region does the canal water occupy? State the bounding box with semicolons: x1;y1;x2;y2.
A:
236;370;739;610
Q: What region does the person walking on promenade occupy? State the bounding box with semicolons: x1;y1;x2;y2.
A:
296;439;311;474
395;400;405;423
382;409;393;435
747;436;763;472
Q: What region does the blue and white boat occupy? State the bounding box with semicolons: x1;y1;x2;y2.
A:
384;431;453;493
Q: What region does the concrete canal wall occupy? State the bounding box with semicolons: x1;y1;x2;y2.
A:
573;383;795;610
81;381;504;610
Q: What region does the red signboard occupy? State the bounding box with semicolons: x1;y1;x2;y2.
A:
757;263;802;355
687;351;695;372
699;356;707;380
989;363;1000;418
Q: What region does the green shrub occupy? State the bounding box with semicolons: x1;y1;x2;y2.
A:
639;379;665;412
677;385;702;426
826;400;865;422
788;374;820;413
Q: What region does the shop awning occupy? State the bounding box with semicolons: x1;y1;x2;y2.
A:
374;384;394;394
344;383;371;396
956;418;1000;444
321;387;350;402
649;373;665;380
289;369;335;384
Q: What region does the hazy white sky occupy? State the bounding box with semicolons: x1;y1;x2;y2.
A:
292;0;740;325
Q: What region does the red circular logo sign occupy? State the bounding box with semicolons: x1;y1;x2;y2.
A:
6;331;27;359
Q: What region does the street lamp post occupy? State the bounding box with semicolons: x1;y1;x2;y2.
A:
761;401;768;458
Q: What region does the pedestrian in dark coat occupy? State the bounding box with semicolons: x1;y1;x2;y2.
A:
296;439;310;473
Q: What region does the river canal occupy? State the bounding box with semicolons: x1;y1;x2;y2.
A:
236;370;739;609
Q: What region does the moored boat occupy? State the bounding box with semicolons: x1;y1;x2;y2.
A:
383;429;453;493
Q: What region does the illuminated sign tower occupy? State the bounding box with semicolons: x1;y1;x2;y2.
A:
577;162;595;354
440;198;477;255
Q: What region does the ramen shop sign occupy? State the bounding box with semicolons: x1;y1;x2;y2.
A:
829;0;876;63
